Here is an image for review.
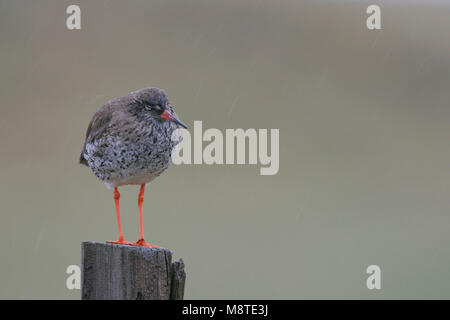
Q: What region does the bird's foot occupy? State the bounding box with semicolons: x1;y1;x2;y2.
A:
107;239;134;246
135;238;161;248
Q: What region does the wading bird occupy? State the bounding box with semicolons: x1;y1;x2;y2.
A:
79;88;187;247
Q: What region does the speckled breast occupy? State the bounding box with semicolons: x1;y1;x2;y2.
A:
85;120;181;187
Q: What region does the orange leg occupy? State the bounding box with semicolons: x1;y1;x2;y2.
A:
107;187;133;245
135;184;161;248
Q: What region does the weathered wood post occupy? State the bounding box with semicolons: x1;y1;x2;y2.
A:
81;241;186;300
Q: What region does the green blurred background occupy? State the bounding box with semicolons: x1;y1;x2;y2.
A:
1;0;450;299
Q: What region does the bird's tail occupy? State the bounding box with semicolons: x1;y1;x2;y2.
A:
79;152;88;166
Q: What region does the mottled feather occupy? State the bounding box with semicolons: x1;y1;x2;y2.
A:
79;88;183;188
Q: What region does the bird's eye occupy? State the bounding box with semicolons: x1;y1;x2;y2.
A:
153;104;164;114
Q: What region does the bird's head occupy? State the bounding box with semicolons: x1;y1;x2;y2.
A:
134;87;187;129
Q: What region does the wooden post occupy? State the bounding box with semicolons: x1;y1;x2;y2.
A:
81;241;186;300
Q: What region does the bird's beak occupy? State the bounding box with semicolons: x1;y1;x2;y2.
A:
161;110;188;129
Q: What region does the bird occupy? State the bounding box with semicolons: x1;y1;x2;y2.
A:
79;87;187;248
